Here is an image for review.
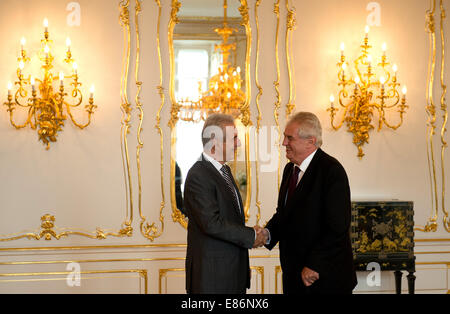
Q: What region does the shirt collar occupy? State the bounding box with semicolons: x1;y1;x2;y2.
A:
202;152;223;172
295;149;318;173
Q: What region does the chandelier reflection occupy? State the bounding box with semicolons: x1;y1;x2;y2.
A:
178;0;245;123
4;18;96;150
328;25;408;159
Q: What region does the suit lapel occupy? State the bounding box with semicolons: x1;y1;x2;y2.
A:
199;155;243;218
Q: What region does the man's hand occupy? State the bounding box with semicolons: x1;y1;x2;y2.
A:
252;225;268;248
301;267;319;286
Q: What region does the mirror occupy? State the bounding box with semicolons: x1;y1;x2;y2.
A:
168;0;252;228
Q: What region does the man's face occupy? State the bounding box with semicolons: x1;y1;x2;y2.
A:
219;123;241;163
282;122;316;165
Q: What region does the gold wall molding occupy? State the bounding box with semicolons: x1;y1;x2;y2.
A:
416;0;449;233
135;0;166;241
253;0;262;225
273;0;282;190
0;269;148;294
285;0;296;117
158;266;264;294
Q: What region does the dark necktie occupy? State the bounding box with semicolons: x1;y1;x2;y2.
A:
287;166;300;201
220;165;241;213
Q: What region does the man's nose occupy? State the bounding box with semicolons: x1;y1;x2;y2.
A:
282;136;288;146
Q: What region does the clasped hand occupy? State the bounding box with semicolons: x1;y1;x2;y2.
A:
252;225;269;248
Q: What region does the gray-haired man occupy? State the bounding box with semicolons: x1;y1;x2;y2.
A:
184;113;266;294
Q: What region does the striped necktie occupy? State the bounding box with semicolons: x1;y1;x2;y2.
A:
220;165;241;213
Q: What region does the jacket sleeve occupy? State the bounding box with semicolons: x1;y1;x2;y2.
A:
184;169;255;249
305;163;352;276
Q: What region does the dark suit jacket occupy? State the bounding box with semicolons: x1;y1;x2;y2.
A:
184;154;255;294
265;148;357;294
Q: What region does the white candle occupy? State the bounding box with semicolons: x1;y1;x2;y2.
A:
7;82;12;96
89;84;95;99
20;37;26;52
340;42;345;57
380;76;386;89
66;37;71;52
354;76;360;89
330;94;335;108
43;18;49;33
73;62;78;75
402;86;407;99
44;45;50;59
341;63;347;78
59;71;64;86
382;43;387;57
365;25;370;39
19;60;25;76
31;76;36;92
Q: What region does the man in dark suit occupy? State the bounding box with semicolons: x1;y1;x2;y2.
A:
184;113;266;294
262;112;357;294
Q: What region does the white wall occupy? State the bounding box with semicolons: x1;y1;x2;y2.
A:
0;0;448;294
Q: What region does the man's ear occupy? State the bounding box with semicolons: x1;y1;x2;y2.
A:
309;137;317;147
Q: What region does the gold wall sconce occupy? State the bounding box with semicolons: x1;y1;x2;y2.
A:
328;25;408;159
3;18;96;150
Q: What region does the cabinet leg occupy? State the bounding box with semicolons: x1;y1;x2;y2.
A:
394;270;403;294
407;272;416;294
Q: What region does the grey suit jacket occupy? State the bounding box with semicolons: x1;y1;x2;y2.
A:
184;154;255;294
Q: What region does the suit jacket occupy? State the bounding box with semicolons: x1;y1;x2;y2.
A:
184;154;255;294
265;148;357;294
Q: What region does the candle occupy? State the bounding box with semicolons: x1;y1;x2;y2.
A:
31;76;36;92
89;84;95;99
393;64;398;74
20;37;26;52
330;94;335;108
341;63;347;78
73;62;78;75
380;76;386;89
367;55;372;67
43;18;49;33
66;37;71;52
382;43;387;57
340;42;345;57
402;86;407;99
44;44;50;59
7;82;12;96
237;66;241;73
59;71;64;86
365;25;370;39
19;60;25;76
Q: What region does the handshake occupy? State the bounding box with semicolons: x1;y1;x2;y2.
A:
252;225;269;248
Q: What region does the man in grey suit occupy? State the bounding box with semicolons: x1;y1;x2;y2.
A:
184;113;266;294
